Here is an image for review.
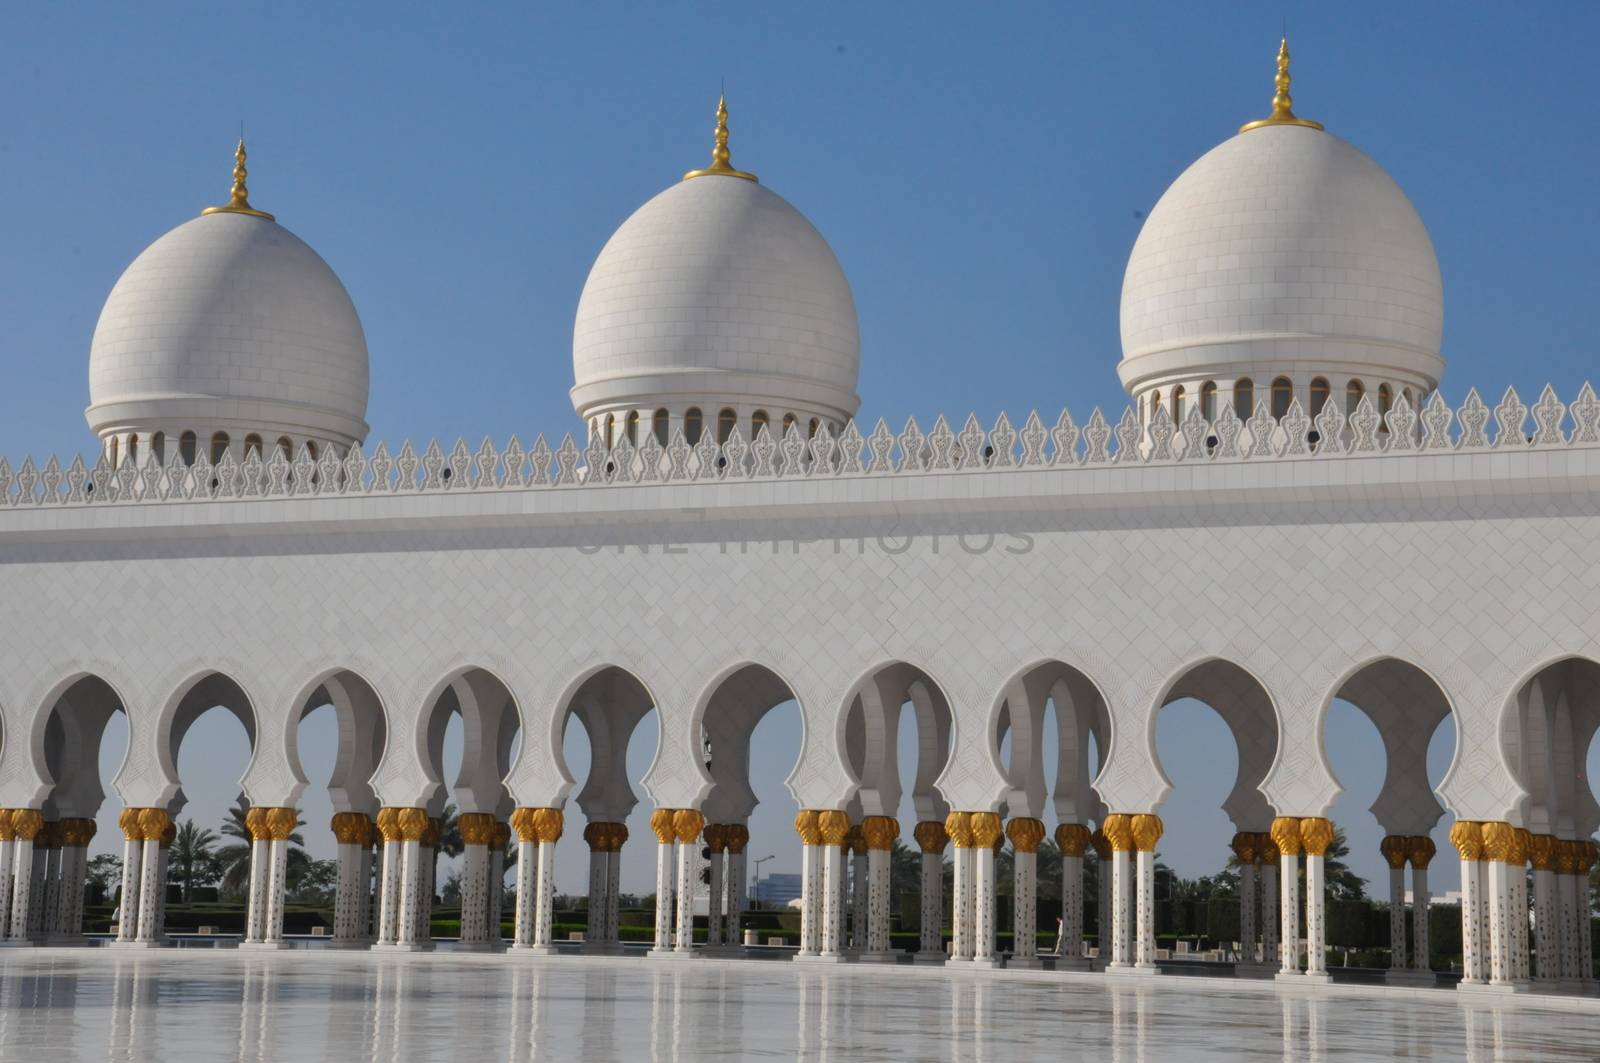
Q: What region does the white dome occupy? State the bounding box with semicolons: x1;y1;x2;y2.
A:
1118;123;1444;402
87;210;370;448
571;173;860;427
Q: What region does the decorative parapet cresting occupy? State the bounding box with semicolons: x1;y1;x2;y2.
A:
0;385;1594;508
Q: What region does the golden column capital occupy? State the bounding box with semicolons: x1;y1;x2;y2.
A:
793;810;822;846
491;820;511;850
261;807;296;843
245;806;270;843
1578;840;1598;874
671;809;703;845
843;825;866;855
35;820;61;849
1555;840;1579;875
395;807;429;842
1479;821;1514;863
1298;817;1334;857
1378;835;1408;869
1131;814;1163;853
583;821;607;851
969;812;1004;850
458;812;497;846
722;824;747;854
913;820;949;854
651;808;678;844
861;816;899;851
54;819;79;847
1254;832;1278;865
1269;816;1302;857
1448;820;1484;861
1102;813;1134;853
817;810;850;847
137;807;171;843
703;823;726;852
1229;831;1256;864
1089;827;1111;860
375;807;403;843
0;809;14;842
160;822;177;848
1528;834;1558;872
531;808;564;844
1055;823;1091;858
510;807;540;844
1405;835;1436;869
944;811;974;849
330;811;370;846
1508;828;1531;867
423;817;443;848
116;808;141;842
1006;817;1046;854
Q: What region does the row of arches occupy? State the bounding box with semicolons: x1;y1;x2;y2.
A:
103;431;327;470
1144;377;1420;425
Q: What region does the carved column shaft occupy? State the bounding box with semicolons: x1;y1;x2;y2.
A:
915;823;945;959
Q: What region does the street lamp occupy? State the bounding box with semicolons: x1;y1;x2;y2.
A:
751;854;776;909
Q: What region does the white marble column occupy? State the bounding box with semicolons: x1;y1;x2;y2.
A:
264;838;289;944
820;835;847;958
415;838;436;943
40;840;61;940
585;841;608;944
459;843;490;946
947;814;974;961
973;837;999;965
604;844;623;945
1558;852;1580;983
797;813;822;956
1451;821;1486;984
1481;822;1516;986
1239;860;1258;964
0;819;15;937
705;830;725;948
510;808;539;950
724;836;746;946
331;811;370;946
154;839;172;940
1388;864;1407;969
1095;835;1112;961
488;822;508;945
374;810;403;947
651;810;676;955
134;812;167;944
535;839;558;949
1272;819;1301;976
1132;815;1162;972
849;842;869;951
914;821;947;963
1261;851;1279;964
1511;830;1531;984
7;833;37;940
1410;857;1431;974
55;832;88;939
392;808;429;948
1577;842;1597;990
1058;832;1086;965
26;842;48;940
673;810;701;954
115;811;142;943
242;805;270;944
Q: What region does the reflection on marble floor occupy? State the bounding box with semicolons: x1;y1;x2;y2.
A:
0;950;1593;1063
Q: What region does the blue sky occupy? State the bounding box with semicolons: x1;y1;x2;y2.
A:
6;4;1599;897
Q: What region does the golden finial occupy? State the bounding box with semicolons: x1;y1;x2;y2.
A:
201;138;276;220
683;95;758;182
1239;38;1324;134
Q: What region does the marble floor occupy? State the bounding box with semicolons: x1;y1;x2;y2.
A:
0;948;1594;1062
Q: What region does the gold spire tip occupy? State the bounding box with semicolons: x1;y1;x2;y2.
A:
201;137;276;220
1239;37;1324;134
683;95;758;182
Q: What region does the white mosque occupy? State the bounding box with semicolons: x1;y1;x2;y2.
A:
0;41;1595;1004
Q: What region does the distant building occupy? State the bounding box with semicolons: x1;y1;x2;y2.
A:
754;874;801;907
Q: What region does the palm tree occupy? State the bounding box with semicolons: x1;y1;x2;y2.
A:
437;803;463;859
168;819;220;902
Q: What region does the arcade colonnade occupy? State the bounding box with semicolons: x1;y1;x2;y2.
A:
0;653;1596;997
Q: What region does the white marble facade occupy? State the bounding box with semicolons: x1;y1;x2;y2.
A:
0;50;1597;1006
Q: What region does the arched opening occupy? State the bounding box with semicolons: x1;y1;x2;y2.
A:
993;661;1110;961
1234;379;1254;419
244;435;264;460
178;431;198;466
1171;386;1186;425
808;418;820;438
151;432;166;463
1271;377;1293;420
159;672;262;912
1378;385;1394;432
1323;659;1459;973
209;432;230;463
625;411;639;446
752;410;770;439
604;415;615;450
1151;660;1281;968
697;664;804;946
1200;382;1218;423
1310;378;1331;419
291;670;388;917
684;408;704;446
107;437;119;469
34;675;131;931
652;409;669;447
276;437;293;460
782;413;798;437
128;434;139;463
716;408;738;445
550;666;657;949
1346;380;1366;414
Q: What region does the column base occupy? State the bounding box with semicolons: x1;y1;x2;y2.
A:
794;952;851;964
967;955;1005;969
913;951;947;966
107;939;169;950
1300;970;1333;984
1385;968;1437;988
371;942;436;953
454;940;503;953
324;939;375;950
238;940;293;951
513;943;559;956
854;950;901;964
1273;970;1305;982
45;935;90;947
699;943;743;958
646;947;683;959
1052;955;1091;971
1006;956;1043;970
0;940;40;949
1105;963;1160;978
1456;980;1531;995
1233;962;1277;980
582;941;627;956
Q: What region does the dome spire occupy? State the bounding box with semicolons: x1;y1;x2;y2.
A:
1239;37;1324;133
201;137;276;220
683;95;758;183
